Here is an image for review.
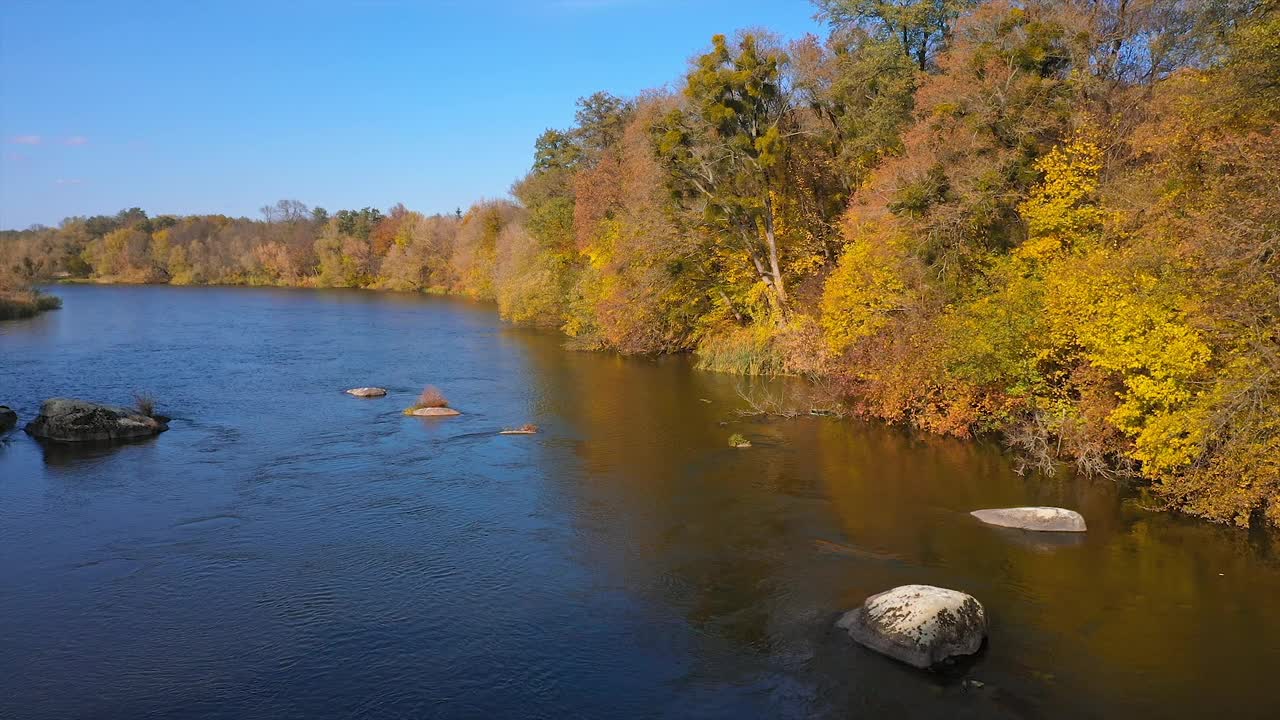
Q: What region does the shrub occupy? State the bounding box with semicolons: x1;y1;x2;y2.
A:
728;433;750;448
415;386;449;409
133;392;156;417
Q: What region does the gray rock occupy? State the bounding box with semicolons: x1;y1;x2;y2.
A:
24;398;168;443
971;507;1087;532
345;387;387;398
0;405;16;432
837;584;987;669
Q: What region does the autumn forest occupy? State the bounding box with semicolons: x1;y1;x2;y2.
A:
3;0;1278;527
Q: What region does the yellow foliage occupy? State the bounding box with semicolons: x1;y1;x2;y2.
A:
1015;133;1110;262
1045;252;1210;475
820;227;908;353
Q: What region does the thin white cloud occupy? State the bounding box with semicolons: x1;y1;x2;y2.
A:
8;135;41;145
54;178;84;185
64;136;89;146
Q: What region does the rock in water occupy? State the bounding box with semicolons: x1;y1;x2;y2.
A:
345;387;388;398
0;405;16;432
406;407;461;417
837;585;987;669
24;398;169;443
971;507;1087;532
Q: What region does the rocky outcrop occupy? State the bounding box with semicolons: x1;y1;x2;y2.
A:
0;406;16;432
24;398;169;443
345;387;388;398
971;507;1087;532
837;584;987;669
405;407;461;417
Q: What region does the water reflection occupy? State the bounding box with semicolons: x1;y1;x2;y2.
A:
518;324;1280;718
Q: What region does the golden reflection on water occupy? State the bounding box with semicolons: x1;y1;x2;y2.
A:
517;329;1280;717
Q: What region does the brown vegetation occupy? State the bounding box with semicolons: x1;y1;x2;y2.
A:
132;392;156;418
413;386;449;410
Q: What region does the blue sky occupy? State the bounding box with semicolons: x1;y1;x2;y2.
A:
0;0;824;229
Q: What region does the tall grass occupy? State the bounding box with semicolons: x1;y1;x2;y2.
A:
695;325;786;376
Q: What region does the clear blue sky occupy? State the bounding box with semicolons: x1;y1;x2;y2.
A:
0;0;825;230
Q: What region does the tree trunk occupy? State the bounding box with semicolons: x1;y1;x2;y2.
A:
745;242;785;317
761;194;787;306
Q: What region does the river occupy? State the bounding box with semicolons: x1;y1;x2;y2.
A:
1;284;1278;719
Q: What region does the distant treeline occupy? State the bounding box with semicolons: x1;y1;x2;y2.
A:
3;0;1277;528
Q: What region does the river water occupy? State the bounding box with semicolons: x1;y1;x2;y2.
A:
1;284;1277;719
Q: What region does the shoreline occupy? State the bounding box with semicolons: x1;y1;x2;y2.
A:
0;289;62;321
39;279;1248;536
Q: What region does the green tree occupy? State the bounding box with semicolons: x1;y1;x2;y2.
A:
814;0;976;70
656;33;796;310
573;91;634;162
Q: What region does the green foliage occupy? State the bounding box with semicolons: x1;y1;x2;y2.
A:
656;32;796;309
815;0;977;69
335;208;384;241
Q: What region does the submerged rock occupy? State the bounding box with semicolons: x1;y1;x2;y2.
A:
345;387;388;398
837;584;987;669
405;407;461;417
0;405;16;432
971;507;1087;532
24;398;169;443
499;424;538;435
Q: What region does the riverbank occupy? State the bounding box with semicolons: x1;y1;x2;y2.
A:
0;289;61;320
40;276;1279;532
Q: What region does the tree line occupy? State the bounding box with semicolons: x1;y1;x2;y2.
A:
2;0;1277;528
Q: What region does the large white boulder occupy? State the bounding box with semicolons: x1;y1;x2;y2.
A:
971;507;1087;532
837;584;987;669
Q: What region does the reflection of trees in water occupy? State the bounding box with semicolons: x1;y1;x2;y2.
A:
517;333;1280;717
517;339;818;657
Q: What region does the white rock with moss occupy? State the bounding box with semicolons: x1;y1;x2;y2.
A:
971;507;1086;532
837;584;987;669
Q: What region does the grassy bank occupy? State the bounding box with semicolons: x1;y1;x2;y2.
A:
0;290;61;320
